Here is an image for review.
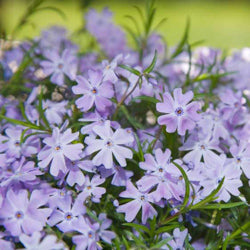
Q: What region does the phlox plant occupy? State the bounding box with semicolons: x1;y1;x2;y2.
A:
0;0;250;249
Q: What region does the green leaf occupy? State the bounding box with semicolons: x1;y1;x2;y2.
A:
20;128;30;144
125;15;141;35
196;202;246;210
122;235;130;249
119;64;141;76
132;95;159;104
190;177;225;210
123;223;150;234
37;88;50;129
222;220;250;250
144;50;158;73
0;114;43;130
150;237;173;249
19;102;31;123
170;18;190;59
172;161;190;209
193;71;237;82
114;238;121;250
133;5;145;24
22;131;48;143
120;105;143;129
123;25;140;48
35;6;66;20
156;224;179;234
134;133;144;162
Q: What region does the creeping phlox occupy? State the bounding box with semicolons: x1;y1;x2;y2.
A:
0;4;249;250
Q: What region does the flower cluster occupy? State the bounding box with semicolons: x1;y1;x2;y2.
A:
0;3;249;250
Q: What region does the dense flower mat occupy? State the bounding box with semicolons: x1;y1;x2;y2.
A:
0;2;250;250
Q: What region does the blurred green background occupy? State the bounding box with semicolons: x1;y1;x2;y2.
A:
0;0;250;49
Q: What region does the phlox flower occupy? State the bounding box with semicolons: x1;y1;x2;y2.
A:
201;154;243;202
64;159;94;187
85;120;134;169
72;216;101;250
38;128;83;176
0;127;38;159
137;148;183;202
102;54;123;83
179;132;222;167
98;213;116;244
40;49;77;85
48;195;86;232
0;157;42;189
229;141;250;179
99;165;133;187
19;232;66;250
0;189;51;236
72;70;114;112
77;175;106;203
156;88;201;135
219;88;246;124
43;100;68;125
117;181;157;224
161;228;189;250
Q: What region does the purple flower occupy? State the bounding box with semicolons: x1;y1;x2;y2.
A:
48;188;72;209
48;195;86;232
162;228;189;250
0;232;14;249
72;70;114;112
137;148;183;202
85;120;134;168
0;157;42;189
98;213;116;244
99;165;133;186
201;154;243;202
40;49;77;86
19;232;66;250
0;189;51;236
198;107;229;140
79;112;120;135
38;128;83;176
64;159;94;187
229;141;250;179
102;54;123;83
219;89;246;124
0;127;38;159
72;216;101;250
117;181;157;224
77;175;106;203
156;88;201;135
85;8;127;58
179;133;222;167
43;100;68;125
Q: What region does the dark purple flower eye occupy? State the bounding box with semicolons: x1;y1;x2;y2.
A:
175;107;184;116
65;212;73;221
91;87;98;94
58;63;63;69
106;140;113;147
15;211;24;219
140;195;145;201
217;178;223;184
55;145;61;151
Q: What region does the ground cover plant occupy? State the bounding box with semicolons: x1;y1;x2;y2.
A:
0;0;250;249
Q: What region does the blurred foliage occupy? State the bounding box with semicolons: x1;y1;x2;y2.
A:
0;0;250;48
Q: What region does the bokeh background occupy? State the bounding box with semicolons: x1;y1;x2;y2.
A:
0;0;250;49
